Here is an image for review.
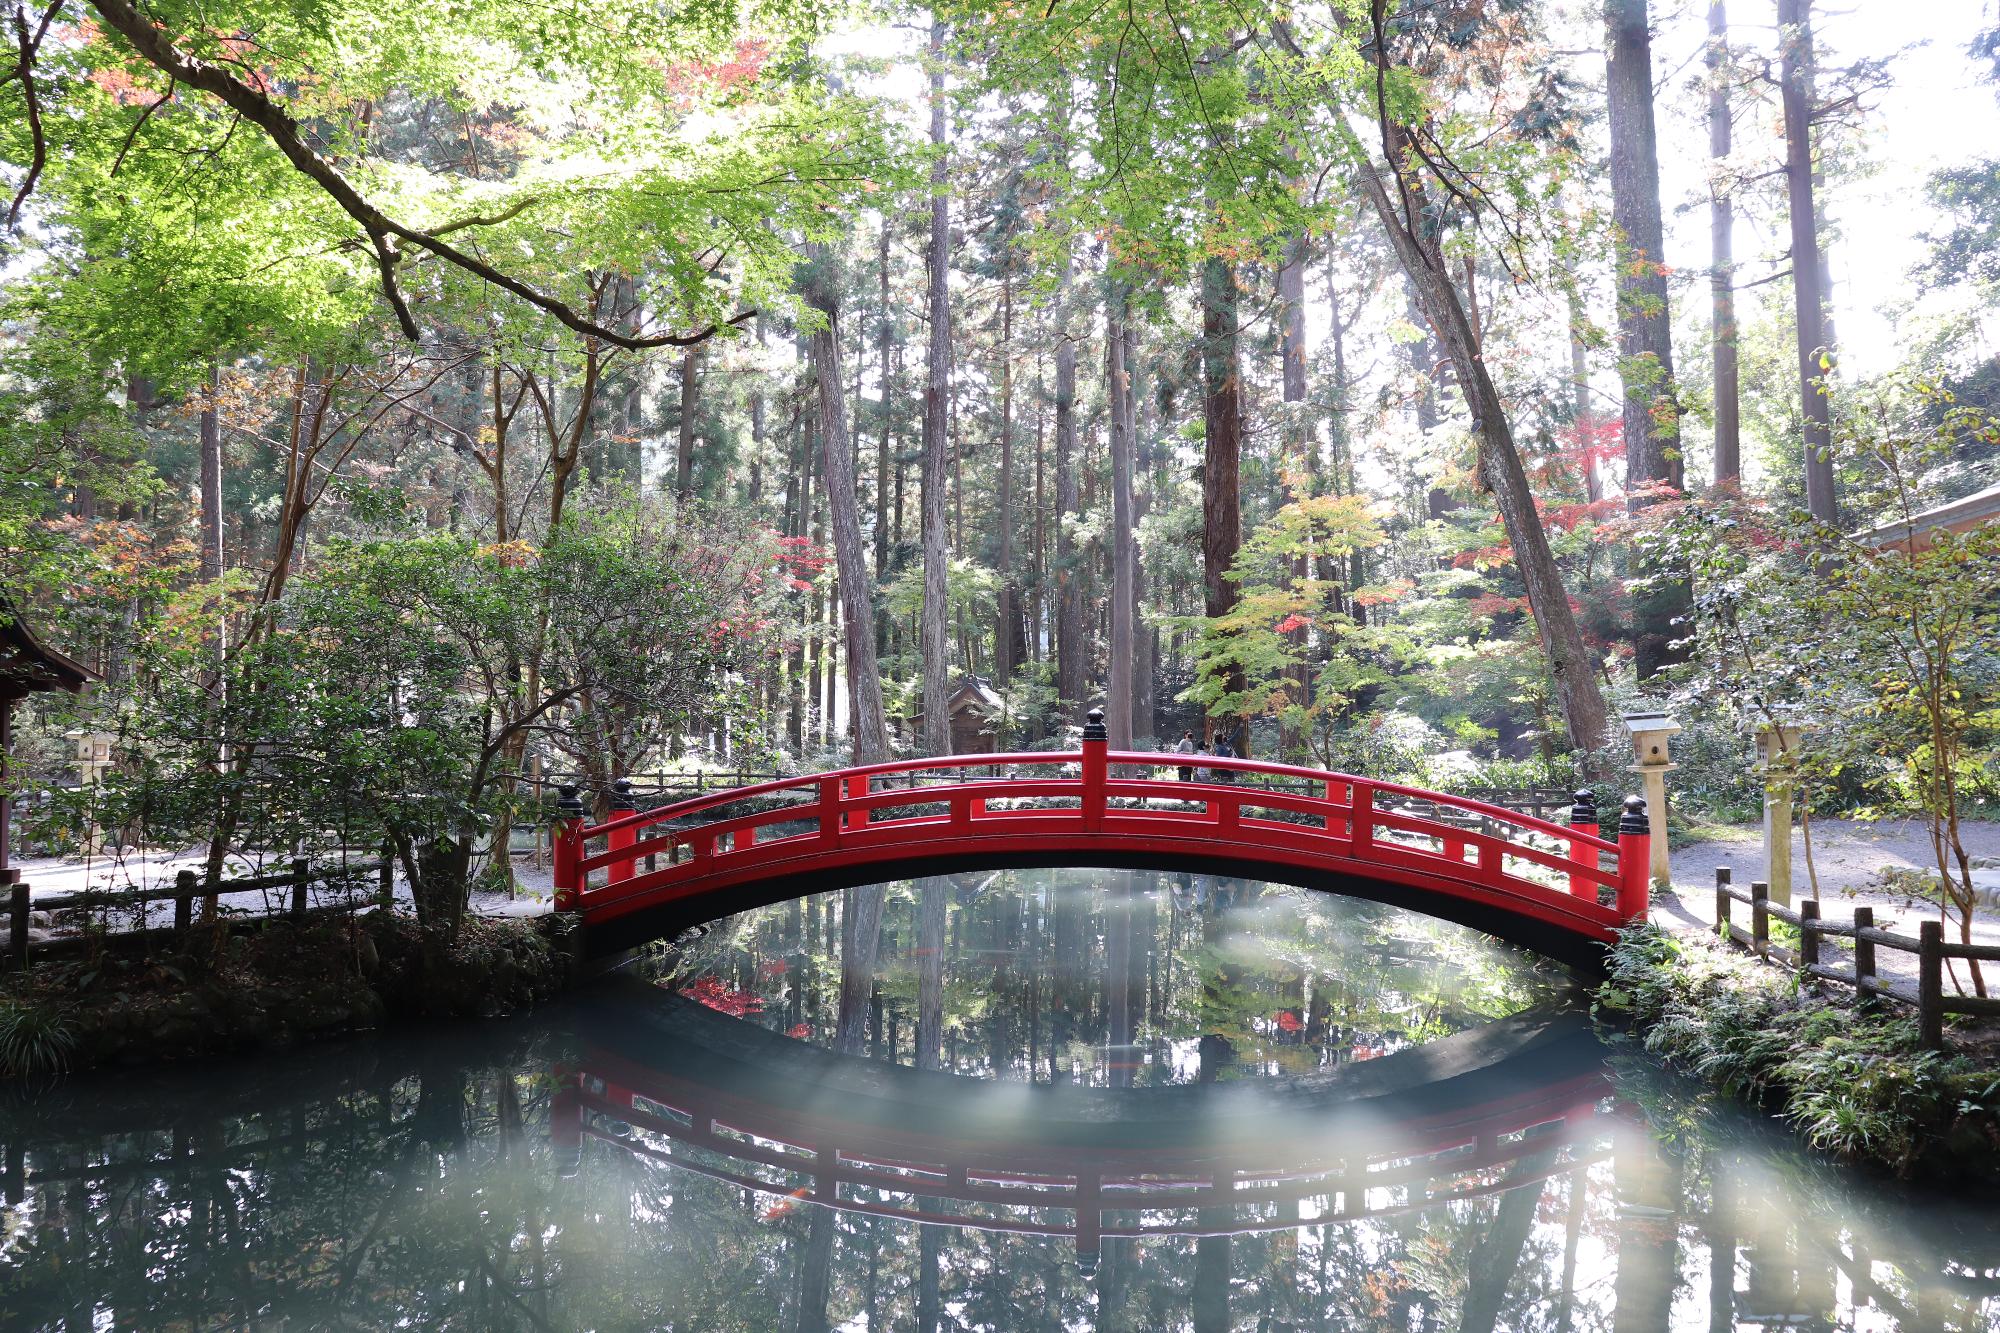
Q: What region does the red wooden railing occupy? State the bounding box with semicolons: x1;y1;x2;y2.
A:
553;711;1650;949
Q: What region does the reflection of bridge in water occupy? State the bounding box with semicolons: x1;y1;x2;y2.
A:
554;986;1620;1267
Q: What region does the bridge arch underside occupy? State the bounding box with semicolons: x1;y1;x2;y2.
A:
579;843;1616;973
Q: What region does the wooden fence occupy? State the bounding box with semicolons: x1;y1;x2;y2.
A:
1712;867;2000;1048
5;855;392;972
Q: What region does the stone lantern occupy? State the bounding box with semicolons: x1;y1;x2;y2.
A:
1621;711;1679;887
1756;721;1805;907
67;728;115;785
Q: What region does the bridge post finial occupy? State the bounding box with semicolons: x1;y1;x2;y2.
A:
552;784;587;912
1565;790;1598;899
1081;707;1108;830
1616;795;1650;923
606;778;639;886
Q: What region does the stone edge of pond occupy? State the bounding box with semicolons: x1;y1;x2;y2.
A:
1594;923;2000;1187
0;911;588;1080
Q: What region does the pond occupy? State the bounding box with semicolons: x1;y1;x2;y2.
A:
1;868;1997;1330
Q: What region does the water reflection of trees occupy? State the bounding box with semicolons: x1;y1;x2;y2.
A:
3;1060;1998;1330
3;877;1999;1330
659;870;1575;1087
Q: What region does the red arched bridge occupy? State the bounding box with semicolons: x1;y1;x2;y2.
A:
553;711;1651;969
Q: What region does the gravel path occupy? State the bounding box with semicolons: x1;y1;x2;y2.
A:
1653;818;2000;991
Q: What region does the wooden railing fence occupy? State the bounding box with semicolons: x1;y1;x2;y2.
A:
1712;866;2000;1048
5;852;393;972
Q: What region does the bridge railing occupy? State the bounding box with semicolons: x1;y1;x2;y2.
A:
553;710;1651;931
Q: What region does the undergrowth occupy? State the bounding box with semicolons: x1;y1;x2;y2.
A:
1598;925;2000;1175
0;998;78;1079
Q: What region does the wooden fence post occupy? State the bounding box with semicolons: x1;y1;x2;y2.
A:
1853;906;1876;1005
290;857;309;921
1798;899;1820;973
7;878;27;972
1715;866;1732;943
173;868;196;938
378;840;395;908
1919;920;1945;1050
1750;881;1769;957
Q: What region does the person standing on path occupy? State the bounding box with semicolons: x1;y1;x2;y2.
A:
1175;730;1196;782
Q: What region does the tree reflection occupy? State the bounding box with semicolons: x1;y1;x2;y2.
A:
1;874;1998;1330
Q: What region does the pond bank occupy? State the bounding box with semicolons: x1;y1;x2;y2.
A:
1597;924;2000;1185
0;912;580;1078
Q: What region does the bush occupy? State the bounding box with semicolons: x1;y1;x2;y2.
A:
0;999;78;1079
1599;924;2000;1175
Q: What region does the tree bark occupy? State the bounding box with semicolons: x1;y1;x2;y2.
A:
1199;256;1245;754
1780;0;1837;523
1105;281;1136;750
1278;232;1311;754
1708;0;1740;487
199;361;223;586
1607;0;1691;679
1312;44;1612;753
996;264;1020;684
1053;247;1085;716
675;346;699;497
919;16;953;754
875;219;893;580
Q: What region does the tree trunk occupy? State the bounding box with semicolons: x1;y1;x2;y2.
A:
1053;247;1085;716
1127;316;1154;740
675;346;699;497
996;264;1020;684
1780;0;1837;523
199;361;223;586
1325;88;1611;753
1278;233;1311;754
1105;282;1137;750
875;219;893;581
1199;256;1245;754
1607;0;1691;679
1568;293;1603;504
920;16;953;755
1708;0;1740;487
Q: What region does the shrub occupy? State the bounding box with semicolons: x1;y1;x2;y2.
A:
1599;924;2000;1174
0;999;78;1079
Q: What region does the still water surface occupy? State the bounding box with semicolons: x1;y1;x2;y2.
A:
1;868;1997;1330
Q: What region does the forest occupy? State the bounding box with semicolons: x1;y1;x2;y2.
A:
1;0;1996;930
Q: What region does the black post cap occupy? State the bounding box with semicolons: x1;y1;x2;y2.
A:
556;783;585;819
609;777;637;811
1082;707;1108;742
1619;794;1648;835
1568;789;1596;824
